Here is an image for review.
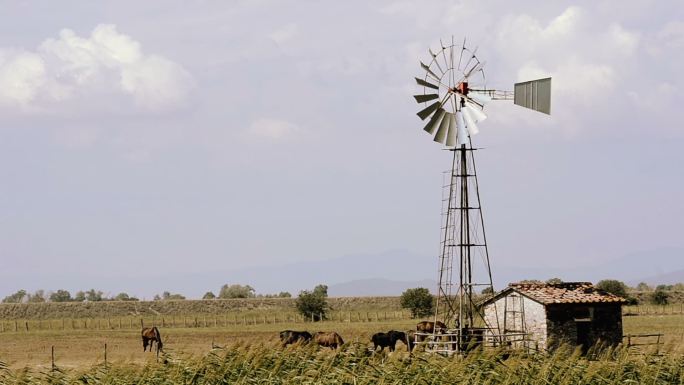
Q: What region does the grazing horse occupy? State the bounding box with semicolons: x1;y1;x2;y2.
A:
371;330;408;352
405;330;416;352
313;331;344;349
141;326;163;354
413;321;448;351
416;320;447;334
279;330;312;346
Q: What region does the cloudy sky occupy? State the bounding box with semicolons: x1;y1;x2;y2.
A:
1;1;682;298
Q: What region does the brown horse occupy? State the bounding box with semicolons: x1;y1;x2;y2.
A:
416;320;447;334
141;326;163;354
313;331;344;349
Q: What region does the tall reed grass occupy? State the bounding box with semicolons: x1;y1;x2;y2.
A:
0;343;682;384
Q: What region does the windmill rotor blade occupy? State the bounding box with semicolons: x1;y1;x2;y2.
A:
464;102;488;122
413;93;439;103
462;108;480;135
462;46;479;71
456;110;469;146
445;113;457;147
423;108;446;134
433;112;452;144
420;61;442;81
457;37;466;70
465;61;485;79
415;77;439;90
417;101;442;120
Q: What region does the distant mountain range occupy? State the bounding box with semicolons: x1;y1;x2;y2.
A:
180;246;684;297
5;247;683;299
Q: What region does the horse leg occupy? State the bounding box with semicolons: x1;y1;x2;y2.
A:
143;338;148;352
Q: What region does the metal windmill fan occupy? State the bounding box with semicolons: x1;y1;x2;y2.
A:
414;37;551;354
416;37;550;147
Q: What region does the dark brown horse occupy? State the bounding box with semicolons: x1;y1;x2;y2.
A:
313;331;344;349
142;326;163;354
279;330;312;347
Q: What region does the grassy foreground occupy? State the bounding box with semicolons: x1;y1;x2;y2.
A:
1;343;683;385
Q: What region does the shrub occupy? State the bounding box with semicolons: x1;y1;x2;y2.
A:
295;284;328;321
202;291;216;299
652;289;669;305
219;284;255;299
596;279;628;298
400;287;434;318
49;290;72;302
2;289;27;303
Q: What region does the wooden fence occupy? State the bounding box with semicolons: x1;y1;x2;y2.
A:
623;304;684;316
0;310;413;333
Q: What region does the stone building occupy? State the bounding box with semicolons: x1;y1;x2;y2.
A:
480;282;626;353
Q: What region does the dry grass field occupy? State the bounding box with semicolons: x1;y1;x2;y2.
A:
0;320;417;369
0;313;683;370
1;298;683;384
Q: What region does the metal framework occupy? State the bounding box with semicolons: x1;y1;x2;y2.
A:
413;38;552;354
431;139;499;352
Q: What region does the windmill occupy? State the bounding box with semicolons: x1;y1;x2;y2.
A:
414;37;551;352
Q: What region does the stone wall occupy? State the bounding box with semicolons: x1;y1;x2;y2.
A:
483;293;547;349
545;303;623;352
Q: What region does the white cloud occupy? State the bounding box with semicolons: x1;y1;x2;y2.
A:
0;51;46;105
0;24;193;112
269;23;298;45
248;118;300;139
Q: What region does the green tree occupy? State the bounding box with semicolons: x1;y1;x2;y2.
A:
652;289;669;305
161;291;186;300
546;278;563;284
400;287;434;318
27;290;46;303
2;289;27;303
219;284;255;299
202;291;216;299
85;289;103;302
295;284;328;321
595;279;628;298
635;282;652;291
49;290;72;302
113;292;138;301
277;291;292;298
481;287;494;295
74;291;86;302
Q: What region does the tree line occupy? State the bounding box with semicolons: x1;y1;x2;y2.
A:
1;284;293;304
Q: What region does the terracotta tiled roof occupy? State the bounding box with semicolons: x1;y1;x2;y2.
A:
508;282;627;305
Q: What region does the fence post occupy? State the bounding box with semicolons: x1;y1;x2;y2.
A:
104;343;107;367
51;346;55;371
25;321;29;332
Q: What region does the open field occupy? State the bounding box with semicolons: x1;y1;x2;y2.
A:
1;298;683;383
0;325;683;384
0;313;683;369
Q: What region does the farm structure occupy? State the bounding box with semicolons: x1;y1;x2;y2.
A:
481;282;627;353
